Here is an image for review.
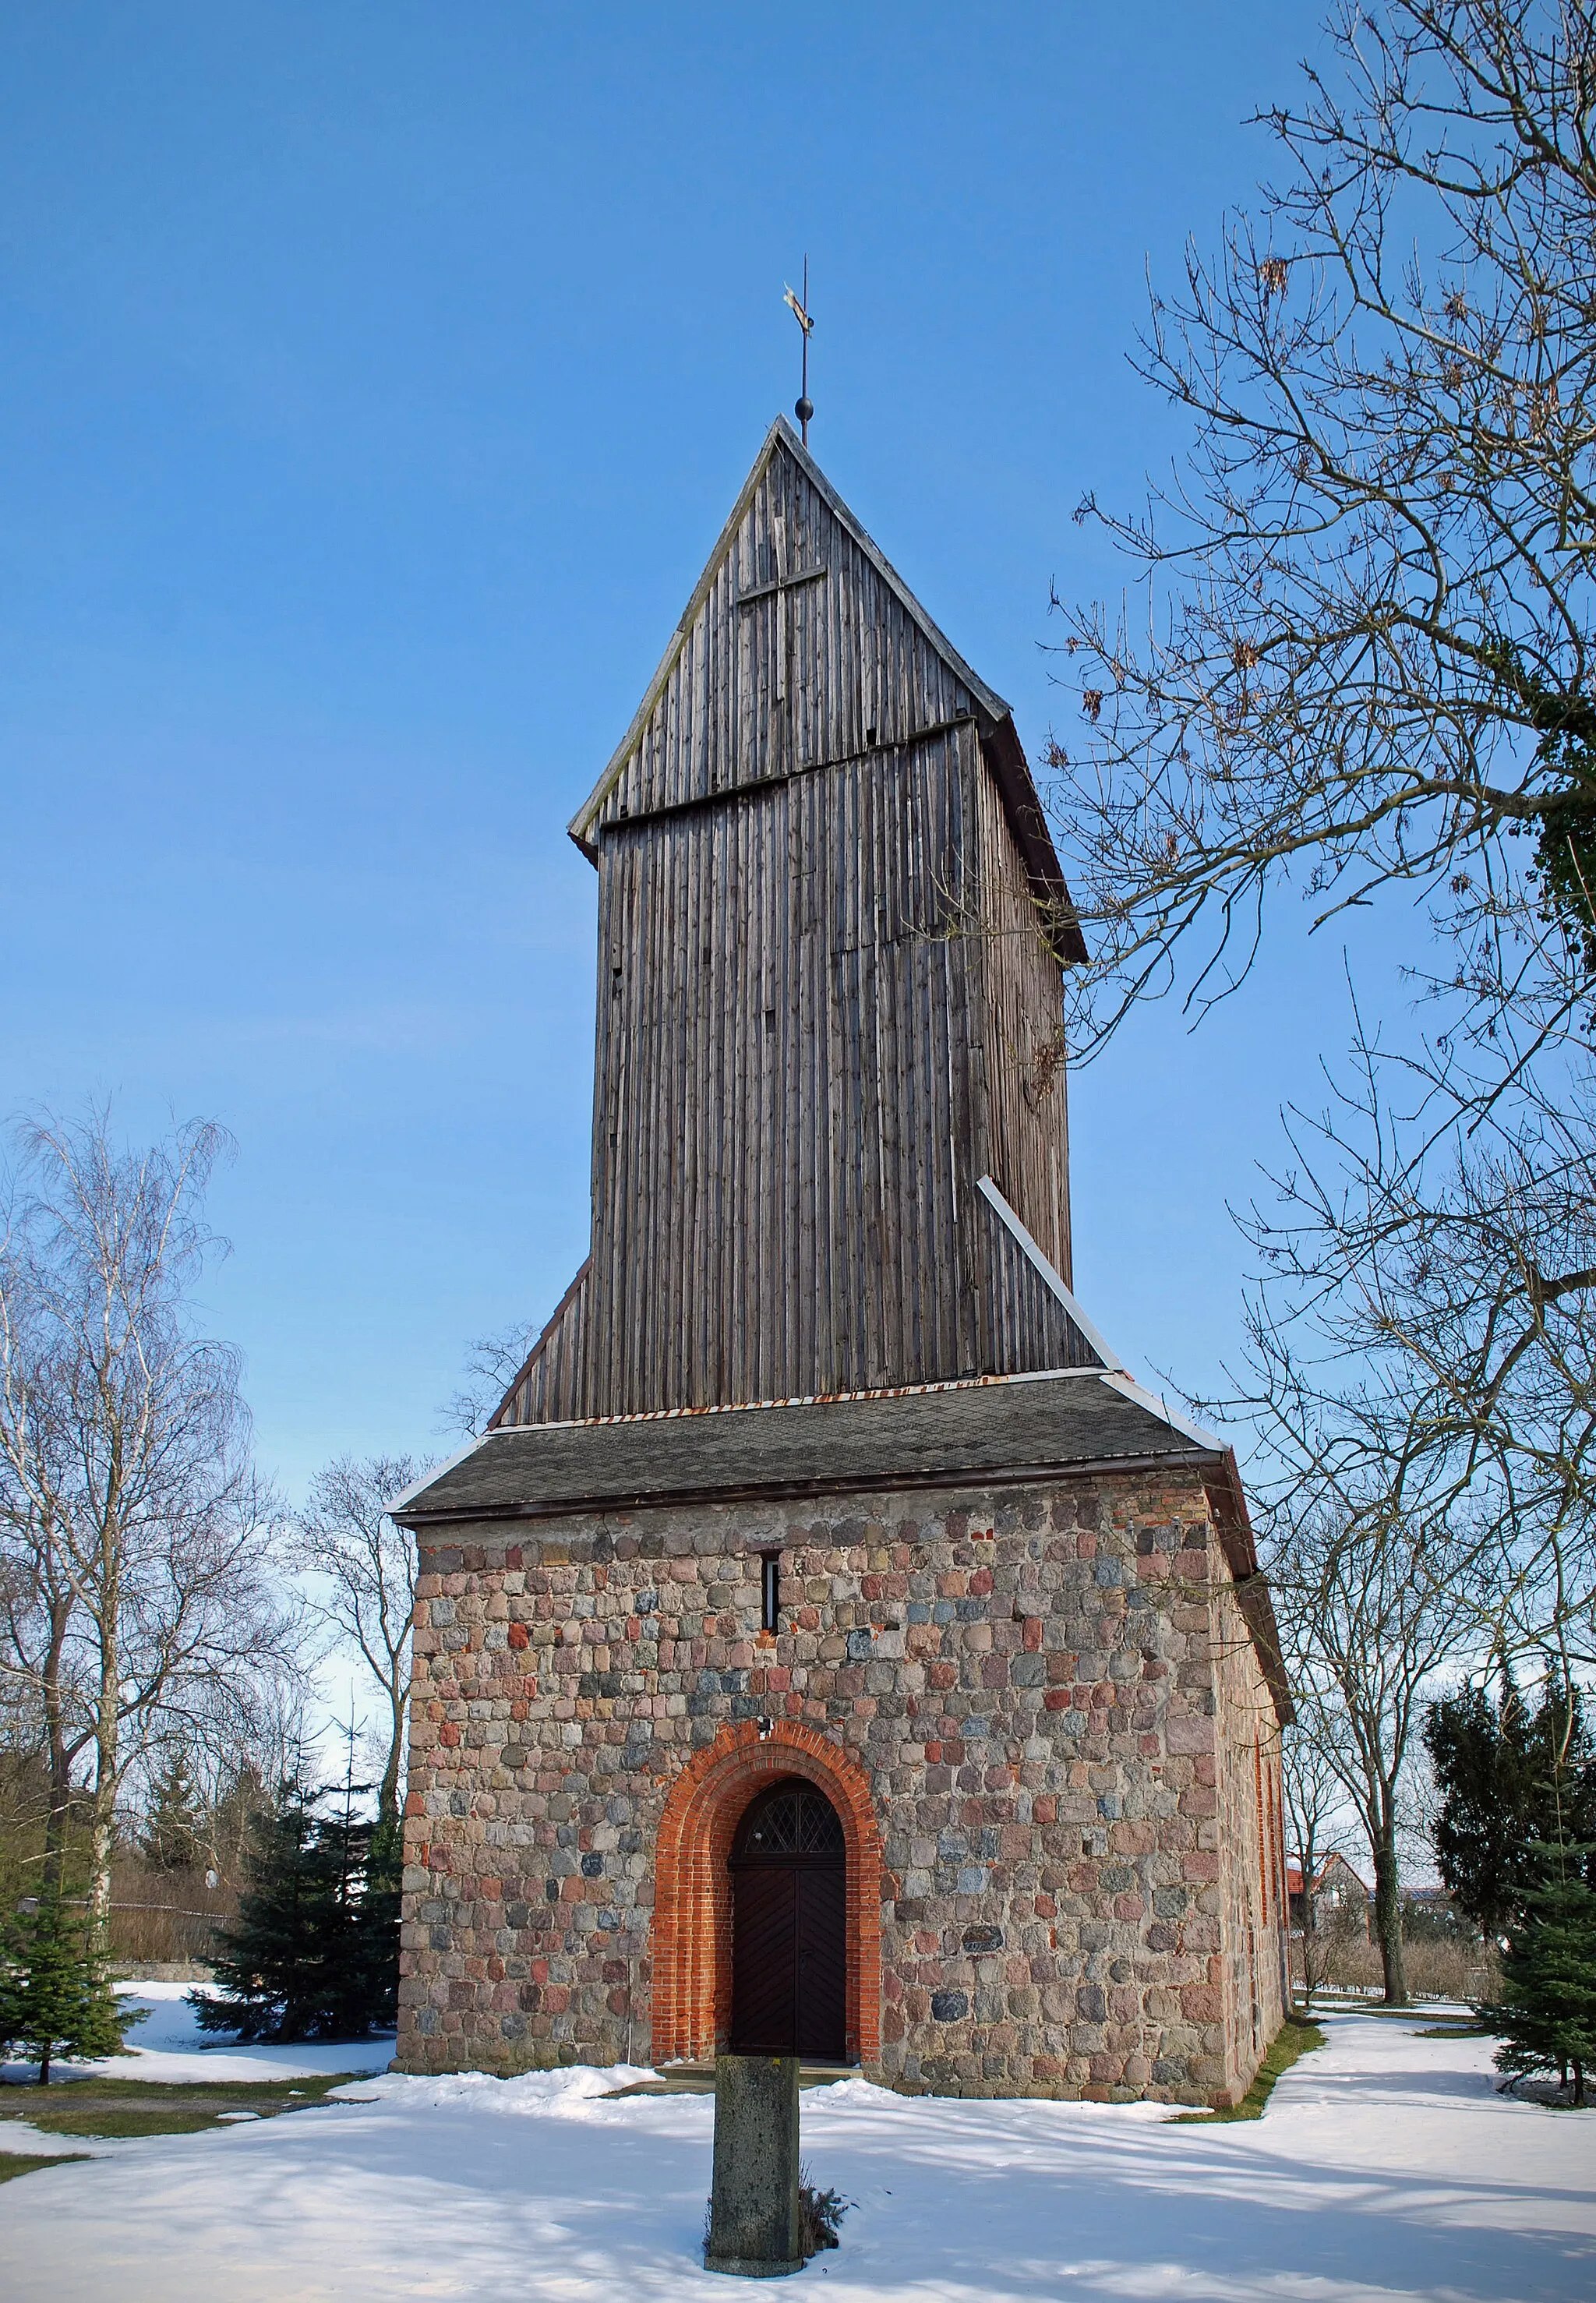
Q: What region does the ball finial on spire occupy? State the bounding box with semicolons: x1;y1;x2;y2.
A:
782;259;814;447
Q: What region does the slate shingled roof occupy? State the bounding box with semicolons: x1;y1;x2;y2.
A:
394;1369;1225;1527
393;1369;1292;1727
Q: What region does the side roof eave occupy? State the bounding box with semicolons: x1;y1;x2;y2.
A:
564;418;1086;963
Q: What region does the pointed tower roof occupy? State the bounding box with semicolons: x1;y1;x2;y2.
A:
567;416;1086;964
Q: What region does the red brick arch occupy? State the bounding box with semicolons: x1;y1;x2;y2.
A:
649;1720;884;2068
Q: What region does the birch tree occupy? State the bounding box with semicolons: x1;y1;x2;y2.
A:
0;1108;298;1931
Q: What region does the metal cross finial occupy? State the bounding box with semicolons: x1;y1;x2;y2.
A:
782;258;814;446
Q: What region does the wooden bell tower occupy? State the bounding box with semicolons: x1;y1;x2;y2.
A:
496;418;1093;1425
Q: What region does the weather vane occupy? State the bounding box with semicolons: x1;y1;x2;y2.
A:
783;259;814;447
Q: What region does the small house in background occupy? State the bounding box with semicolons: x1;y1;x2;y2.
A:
1397;1883;1478;1942
393;418;1292;2106
1287;1854;1371;1937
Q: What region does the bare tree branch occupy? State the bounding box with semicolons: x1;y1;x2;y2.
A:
1048;1;1596;1091
438;1321;542;1440
289;1454;429;1834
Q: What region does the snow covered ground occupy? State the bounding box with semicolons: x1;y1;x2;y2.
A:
1;1980;396;2088
1;1997;1591;2301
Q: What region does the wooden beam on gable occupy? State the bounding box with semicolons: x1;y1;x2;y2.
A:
487;1257;592;1431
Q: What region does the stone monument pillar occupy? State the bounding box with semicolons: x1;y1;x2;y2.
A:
704;2054;803;2278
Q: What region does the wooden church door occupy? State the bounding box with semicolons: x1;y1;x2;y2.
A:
729;1778;847;2060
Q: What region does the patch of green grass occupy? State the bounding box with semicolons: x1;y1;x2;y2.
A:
1174;2015;1327;2122
22;2106;226;2139
0;2069;374;2142
1416;2022;1492;2039
0;2148;91;2184
1;2070;369;2105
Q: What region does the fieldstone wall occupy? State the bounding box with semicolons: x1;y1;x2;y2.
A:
1213;1577;1289;2096
400;1465;1287;2103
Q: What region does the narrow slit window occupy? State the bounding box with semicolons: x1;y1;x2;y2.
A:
760;1552;781;1634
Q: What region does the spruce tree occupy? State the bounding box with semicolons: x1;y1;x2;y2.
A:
1425;1669;1596;1938
189;1764;397;2041
5;1890;144;2084
190;1779;329;2040
358;1816;402;2033
139;1746;206;1872
1486;1835;1596;2107
305;1757;384;2040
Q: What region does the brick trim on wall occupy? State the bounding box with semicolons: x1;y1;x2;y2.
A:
650;1718;885;2068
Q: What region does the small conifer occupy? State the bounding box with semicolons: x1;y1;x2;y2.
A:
0;1929;24;2059
191;1779;331;2039
190;1758;397;2041
306;1769;390;2040
3;1890;144;2084
1486;1835;1596;2107
139;1745;207;1872
358;1817;402;2033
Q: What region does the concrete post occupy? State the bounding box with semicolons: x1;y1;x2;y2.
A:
704;2053;803;2278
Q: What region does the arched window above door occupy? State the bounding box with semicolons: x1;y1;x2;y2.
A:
732;1779;846;1864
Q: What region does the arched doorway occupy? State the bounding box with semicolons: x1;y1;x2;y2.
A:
729;1777;847;2059
649;1719;882;2068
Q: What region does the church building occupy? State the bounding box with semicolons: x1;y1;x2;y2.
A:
393;416;1291;2105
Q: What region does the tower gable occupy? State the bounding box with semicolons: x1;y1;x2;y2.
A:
569;418;1083;966
512;422;1093;1422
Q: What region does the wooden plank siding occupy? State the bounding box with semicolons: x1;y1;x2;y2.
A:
969;741;1075;1284
586;442;979;829
492;1259;591;1427
498;423;1094;1427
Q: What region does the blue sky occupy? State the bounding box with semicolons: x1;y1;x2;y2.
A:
0;2;1407;1501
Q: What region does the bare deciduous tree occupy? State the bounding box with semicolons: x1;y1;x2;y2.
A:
1049;0;1596;1085
291;1454;430;1835
1040;4;1596;1960
439;1321;540;1440
1234;1019;1596;1669
1264;1501;1492;2002
1281;1727;1354;2005
0;1107;299;1930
